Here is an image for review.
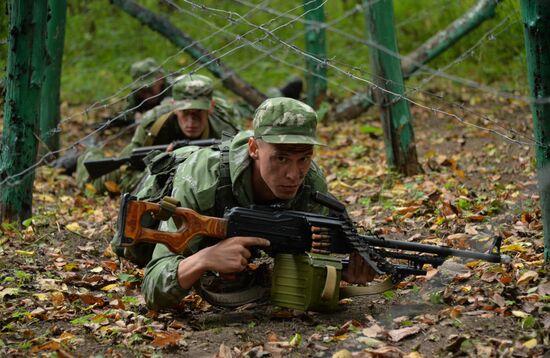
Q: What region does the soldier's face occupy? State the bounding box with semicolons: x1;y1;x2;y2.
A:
176;109;209;139
249;138;313;201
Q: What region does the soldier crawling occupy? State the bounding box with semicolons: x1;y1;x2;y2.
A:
133;97;376;310
75;74;240;194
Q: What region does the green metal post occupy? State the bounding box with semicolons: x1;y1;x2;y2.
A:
40;0;67;155
363;0;421;176
335;0;500;121
520;0;550;262
0;0;48;222
303;0;327;108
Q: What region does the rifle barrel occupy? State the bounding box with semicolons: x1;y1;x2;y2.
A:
359;235;510;263
84;157;131;179
131;138;221;156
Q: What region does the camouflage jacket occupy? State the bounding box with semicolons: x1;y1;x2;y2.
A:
142;131;327;309
141;130;329;310
126;95;240;154
75;96;240;194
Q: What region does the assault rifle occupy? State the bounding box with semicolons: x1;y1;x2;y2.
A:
84;138;221;180
116;193;511;284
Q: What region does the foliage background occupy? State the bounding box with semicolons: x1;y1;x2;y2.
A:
0;0;528;105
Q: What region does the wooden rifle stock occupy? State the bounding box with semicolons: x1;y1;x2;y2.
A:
123;200;228;253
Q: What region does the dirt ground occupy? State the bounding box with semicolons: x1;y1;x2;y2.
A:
0;92;549;357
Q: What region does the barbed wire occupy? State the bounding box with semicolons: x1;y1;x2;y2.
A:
161;0;362;84
0;0;329;189
35;0;306;148
174;0;539;149
41;0;296;133
58;0;540;154
0;0;539;190
229;0;542;105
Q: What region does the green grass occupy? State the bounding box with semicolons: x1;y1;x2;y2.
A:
0;0;527;106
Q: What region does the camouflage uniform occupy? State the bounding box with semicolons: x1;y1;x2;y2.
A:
75;74;240;194
140;97;328;310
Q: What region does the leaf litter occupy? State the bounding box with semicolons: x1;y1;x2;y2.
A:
0;95;548;357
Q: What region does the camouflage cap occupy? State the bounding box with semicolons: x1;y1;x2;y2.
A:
130;58;164;89
171;74;213;111
253;97;324;145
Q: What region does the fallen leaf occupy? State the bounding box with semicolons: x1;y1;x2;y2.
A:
51;291;65;306
500;244;528;253
356;336;384;348
387;326;421;342
101;283;119;292
511;310;529;318
15;250;35;256
499;274;513;285
517;271;538;289
30;307;46;317
102;260;118;272
481;271;498;283
34;293;48;301
289;333;302;347
267;332;280;342
78;244;95;252
331;349;352;358
38;278;62;291
394;206;420;215
31;341;61;353
449;306;464;319
491;293;506;308
152;331;183;348
79;293;105;306
522;338;537;349
446;233;469;241
362;324;385;338
65;222;81;232
0;287;19;301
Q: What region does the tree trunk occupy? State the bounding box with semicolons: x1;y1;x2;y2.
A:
40;0;67;156
332;0;499;121
364;0;421;176
303;0;327;109
520;0;550;262
0;0;48;222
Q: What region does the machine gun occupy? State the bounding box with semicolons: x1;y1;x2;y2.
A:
84;138;221;180
116;193;511;284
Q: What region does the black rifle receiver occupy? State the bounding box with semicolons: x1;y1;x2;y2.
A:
84;138;221;179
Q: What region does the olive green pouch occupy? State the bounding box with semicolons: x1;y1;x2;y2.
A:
271;253;342;312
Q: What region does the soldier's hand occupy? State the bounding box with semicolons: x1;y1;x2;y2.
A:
166;142;175;152
201;236;270;274
342;251;376;284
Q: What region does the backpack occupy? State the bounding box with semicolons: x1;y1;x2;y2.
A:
112;137;236;267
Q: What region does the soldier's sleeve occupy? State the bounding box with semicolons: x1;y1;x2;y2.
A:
141;149;220;310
